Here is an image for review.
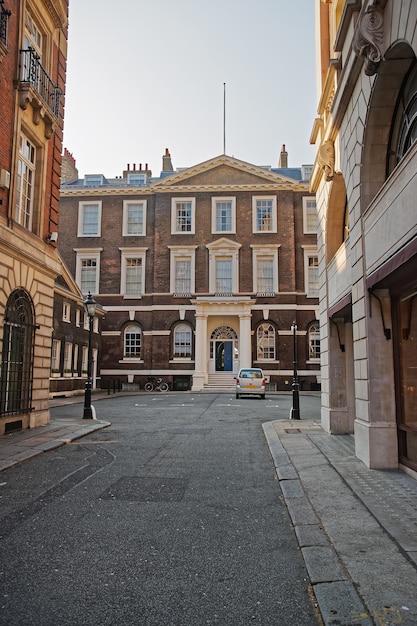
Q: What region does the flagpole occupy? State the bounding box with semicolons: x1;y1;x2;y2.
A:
223;82;226;155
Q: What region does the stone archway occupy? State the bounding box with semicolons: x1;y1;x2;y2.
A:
361;42;416;211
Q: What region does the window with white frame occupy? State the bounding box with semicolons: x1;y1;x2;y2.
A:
120;248;147;297
63;342;73;372
123;200;146;236
302;247;319;297
73;344;79;374
62;302;71;322
75;249;102;295
75;309;81;327
303;197;317;234
124;323;141;358
15;133;36;231
252;196;277;233
169;246;197;296
171;198;195;234
207;239;241;295
82;346;88;374
22;13;43;89
212;197;236;233
24;13;42;58
257;323;276;360
51;339;61;371
257;258;274;295
251;245;279;295
215;257;233;294
308;322;320;360
78;201;102;237
173;324;192;358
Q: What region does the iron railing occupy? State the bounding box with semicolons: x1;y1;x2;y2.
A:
0;1;11;47
20;48;62;117
0;319;36;416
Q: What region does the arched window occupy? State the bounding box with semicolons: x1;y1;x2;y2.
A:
388;61;417;175
124;323;141;358
257;323;276;360
173;324;192;358
308;322;320;361
0;289;36;415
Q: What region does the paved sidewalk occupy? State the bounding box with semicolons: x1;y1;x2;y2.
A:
263;418;417;626
0;402;110;472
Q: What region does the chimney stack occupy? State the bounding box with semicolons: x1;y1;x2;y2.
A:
61;148;79;184
162;148;174;172
278;144;288;168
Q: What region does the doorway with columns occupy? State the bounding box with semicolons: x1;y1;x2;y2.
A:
191;297;255;391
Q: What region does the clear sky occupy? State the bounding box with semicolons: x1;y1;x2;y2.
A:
63;0;317;178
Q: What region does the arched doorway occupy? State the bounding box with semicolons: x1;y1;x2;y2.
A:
210;325;238;372
0;289;37;416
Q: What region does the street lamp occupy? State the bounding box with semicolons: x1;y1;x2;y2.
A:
290;322;300;420
83;291;97;419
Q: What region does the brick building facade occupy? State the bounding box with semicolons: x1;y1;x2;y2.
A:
312;0;417;472
0;0;68;434
59;149;320;393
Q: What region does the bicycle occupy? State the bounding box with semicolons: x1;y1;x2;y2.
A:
144;376;169;392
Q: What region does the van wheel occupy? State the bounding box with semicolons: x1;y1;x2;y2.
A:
236;394;239;399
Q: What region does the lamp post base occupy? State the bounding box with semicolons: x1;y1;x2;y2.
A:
291;382;301;420
83;406;94;419
83;381;93;419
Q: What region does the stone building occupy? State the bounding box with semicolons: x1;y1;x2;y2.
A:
0;0;68;434
59;148;320;393
312;0;417;473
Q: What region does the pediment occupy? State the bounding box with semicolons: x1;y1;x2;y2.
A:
206;237;242;250
55;254;84;301
152;154;303;191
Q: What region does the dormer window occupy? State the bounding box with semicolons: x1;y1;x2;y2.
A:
127;172;147;186
84;175;104;187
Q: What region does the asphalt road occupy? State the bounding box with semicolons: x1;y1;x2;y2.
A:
0;393;321;625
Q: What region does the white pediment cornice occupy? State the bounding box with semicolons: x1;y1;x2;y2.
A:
206;237;242;250
151;154;307;192
55;253;84;300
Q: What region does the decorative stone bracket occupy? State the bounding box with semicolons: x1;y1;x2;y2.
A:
318;140;335;181
18;83;56;139
353;5;384;76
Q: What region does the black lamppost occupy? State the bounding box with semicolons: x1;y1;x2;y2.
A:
290;322;300;420
83;292;97;419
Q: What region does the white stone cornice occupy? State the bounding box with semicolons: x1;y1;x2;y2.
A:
151;183;308;193
61;187;154;197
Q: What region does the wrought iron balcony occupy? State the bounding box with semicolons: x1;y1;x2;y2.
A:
17;48;62;137
0;1;11;56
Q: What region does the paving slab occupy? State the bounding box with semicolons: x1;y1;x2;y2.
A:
263;419;417;625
